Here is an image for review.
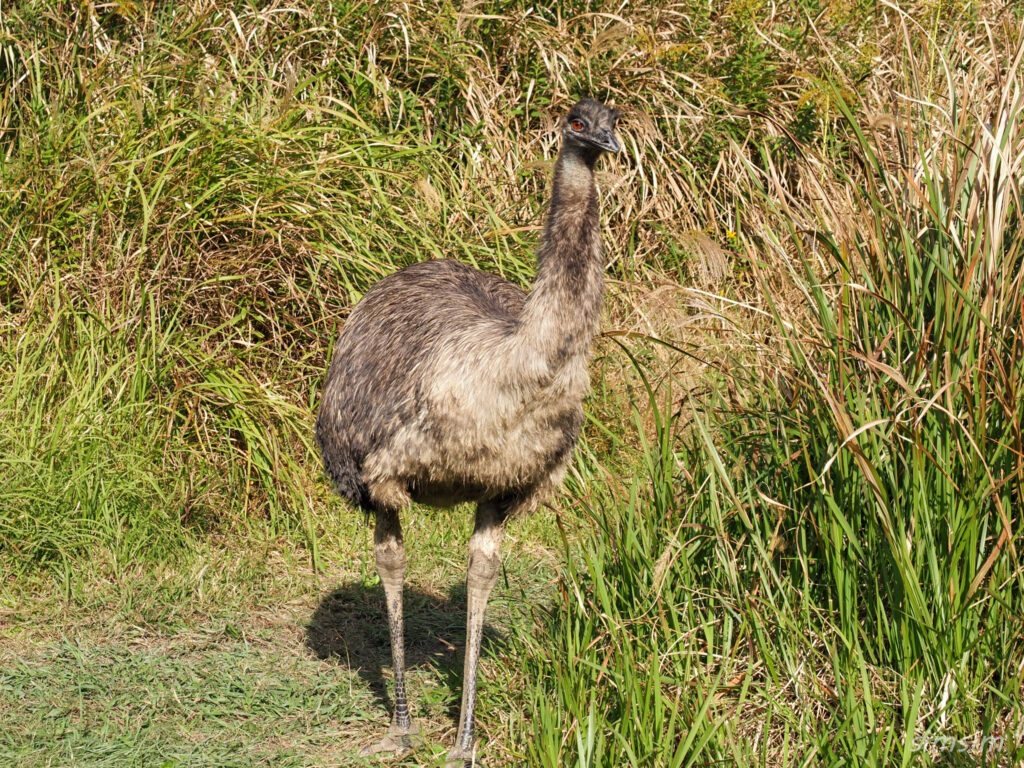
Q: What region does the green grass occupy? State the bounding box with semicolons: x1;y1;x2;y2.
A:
2;636;366;768
2;0;1023;766
1;506;567;767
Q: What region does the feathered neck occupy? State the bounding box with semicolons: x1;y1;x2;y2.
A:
517;144;605;367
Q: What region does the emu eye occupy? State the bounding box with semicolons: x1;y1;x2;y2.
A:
570;119;584;131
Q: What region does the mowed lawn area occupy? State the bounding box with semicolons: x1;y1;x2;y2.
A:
2;1;1022;766
1;506;566;767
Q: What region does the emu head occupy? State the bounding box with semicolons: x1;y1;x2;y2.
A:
562;98;622;158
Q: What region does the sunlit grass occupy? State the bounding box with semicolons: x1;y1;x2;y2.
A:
1;0;1022;766
504;10;1024;767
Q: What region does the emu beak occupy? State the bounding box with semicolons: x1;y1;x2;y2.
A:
598;130;621;153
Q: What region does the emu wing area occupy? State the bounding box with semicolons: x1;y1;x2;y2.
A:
316;259;528;510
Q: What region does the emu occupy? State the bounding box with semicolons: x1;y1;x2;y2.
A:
315;98;621;766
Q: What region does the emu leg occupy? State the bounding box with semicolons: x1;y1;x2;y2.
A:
446;501;508;768
358;507;422;757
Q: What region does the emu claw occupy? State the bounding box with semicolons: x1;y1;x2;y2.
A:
357;722;422;757
444;745;477;768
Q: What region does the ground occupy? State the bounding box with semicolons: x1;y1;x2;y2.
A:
0;506;564;768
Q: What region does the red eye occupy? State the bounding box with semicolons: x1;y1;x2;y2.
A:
570;119;584;131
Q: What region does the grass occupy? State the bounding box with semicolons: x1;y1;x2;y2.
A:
2;0;1023;765
2;635;365;768
0;522;561;768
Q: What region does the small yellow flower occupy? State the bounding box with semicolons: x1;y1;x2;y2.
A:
726;230;737;240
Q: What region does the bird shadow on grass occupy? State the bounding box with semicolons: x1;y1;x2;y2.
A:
306;580;506;722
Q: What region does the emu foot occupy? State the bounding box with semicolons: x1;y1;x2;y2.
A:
357;722;422;758
444;744;477;768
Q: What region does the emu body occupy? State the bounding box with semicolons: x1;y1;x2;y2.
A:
318;259;587;511
315;98;620;766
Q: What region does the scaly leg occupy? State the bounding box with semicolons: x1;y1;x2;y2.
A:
358;506;422;757
446;500;509;768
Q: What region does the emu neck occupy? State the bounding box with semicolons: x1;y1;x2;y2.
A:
520;146;604;366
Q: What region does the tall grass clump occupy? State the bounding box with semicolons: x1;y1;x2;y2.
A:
741;19;1024;693
759;72;1024;691
515;15;1023;767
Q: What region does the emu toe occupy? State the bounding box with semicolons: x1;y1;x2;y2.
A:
444;744;476;768
357;722;422;758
